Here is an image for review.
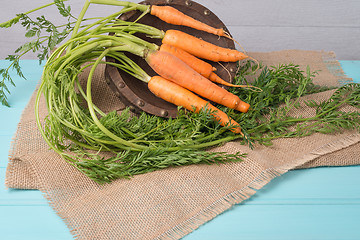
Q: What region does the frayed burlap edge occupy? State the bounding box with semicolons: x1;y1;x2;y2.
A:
321;51;353;85
155;167;283;240
5;87;40;190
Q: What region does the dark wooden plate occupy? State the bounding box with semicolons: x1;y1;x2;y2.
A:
105;0;236;118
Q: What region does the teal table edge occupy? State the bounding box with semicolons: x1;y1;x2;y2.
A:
0;60;359;240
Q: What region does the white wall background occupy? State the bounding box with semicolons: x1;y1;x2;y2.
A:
0;0;359;60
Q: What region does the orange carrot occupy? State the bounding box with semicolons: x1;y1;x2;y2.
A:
148;76;243;134
159;44;258;90
162;30;248;62
208;72;241;87
208;72;263;93
145;50;250;113
207;72;241;87
159;44;249;87
159;43;215;78
150;5;226;37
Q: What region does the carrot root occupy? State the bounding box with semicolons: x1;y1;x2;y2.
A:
159;43;214;78
148;76;243;134
162;30;248;62
150;5;226;37
208;72;262;92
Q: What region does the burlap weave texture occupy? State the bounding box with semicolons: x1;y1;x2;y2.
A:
5;50;360;239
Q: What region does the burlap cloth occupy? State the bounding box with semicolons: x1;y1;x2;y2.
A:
5;50;360;239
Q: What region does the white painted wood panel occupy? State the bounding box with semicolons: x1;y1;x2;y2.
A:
195;0;360;27
0;0;359;59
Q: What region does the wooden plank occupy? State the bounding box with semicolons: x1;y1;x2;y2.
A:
0;169;45;205
2;167;359;240
248;166;360;204
1;0;359;27
184;167;360;240
227;25;360;60
1;25;359;60
0;206;73;240
0;0;359;59
194;0;360;27
0;137;11;168
185;204;360;240
341;60;360;81
1;27;358;59
0;109;27;136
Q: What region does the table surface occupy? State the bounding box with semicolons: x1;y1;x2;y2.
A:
1;60;359;240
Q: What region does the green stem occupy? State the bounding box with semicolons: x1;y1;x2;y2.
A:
166;135;243;151
2;36;49;80
41;54;133;151
130;122;172;142
35;74;65;158
86;49;148;150
26;1;61;15
89;0;150;13
250;119;326;142
53;40;111;80
106;51;151;82
111;20;165;38
46;102;131;149
72;8;136;39
113;31;159;50
0;1;61;28
74;61;107;117
110;44;148;59
68;0;91;50
316;100;350;119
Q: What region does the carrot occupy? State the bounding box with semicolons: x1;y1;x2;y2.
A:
159;44;258;90
159;43;216;78
150;5;226;37
87;1;251;61
207;72;256;89
208;72;243;87
150;5;252;56
88;1;229;37
145;50;250;113
148;76;243;134
161;30;247;62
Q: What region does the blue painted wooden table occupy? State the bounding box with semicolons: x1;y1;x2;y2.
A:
1;60;359;239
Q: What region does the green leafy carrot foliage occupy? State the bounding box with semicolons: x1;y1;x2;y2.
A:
1;0;359;184
226;61;360;146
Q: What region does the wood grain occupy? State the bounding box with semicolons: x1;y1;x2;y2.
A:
0;0;359;59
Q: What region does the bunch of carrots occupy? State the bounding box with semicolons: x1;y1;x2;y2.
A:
3;0;360;183
2;0;255;135
88;0;254;135
2;0;257;180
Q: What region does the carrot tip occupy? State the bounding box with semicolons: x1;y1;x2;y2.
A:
233;128;244;135
236;102;250;113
